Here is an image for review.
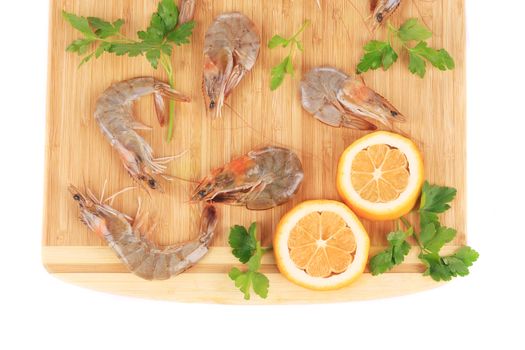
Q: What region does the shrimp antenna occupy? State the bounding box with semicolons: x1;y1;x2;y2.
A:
99;178;108;203
223;102;324;163
343;0;373;36
105;186;136;206
389;123;426;150
82;174;87;194
86;188;99;204
223;102;268;133
154;150;188;163
410;0;432;32
160;173;199;184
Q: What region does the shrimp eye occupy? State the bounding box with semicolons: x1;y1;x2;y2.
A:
209;100;215;109
73;194;81;201
376;13;383;22
148;179;157;189
198;189;207;198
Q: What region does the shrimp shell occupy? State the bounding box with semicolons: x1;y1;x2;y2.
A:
94;77;190;191
191;146;304;210
300;67;405;130
69;185;218;280
178;0;196;24
203;12;260;118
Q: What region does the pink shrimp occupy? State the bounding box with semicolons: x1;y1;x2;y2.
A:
94;77;190;191
69;185;217;280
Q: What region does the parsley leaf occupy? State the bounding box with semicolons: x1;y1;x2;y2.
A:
357;40;398;73
446;246;479;276
228;269;269;300
419;253;452;281
411;42;455;71
357;18;454;78
408;42;455;77
146;49;161;69
420;224;456;254
63;0;195;142
419;181;457;225
156;0;179;32
228;223;271;300
88;17;124;39
268;20;309;90
270;56;290;91
62;11;95;38
408;51;426;78
369;182;478;282
167;21;196;45
369;228;412;275
251;272;270;298
268;35;289;49
66;38;94;55
228;223;257;264
420;246;479;281
397;18;432;42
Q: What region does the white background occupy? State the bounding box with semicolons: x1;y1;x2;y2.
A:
0;0;523;349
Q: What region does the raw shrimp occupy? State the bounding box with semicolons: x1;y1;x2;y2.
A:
203;12;260;118
191;146;304;210
95;77;190;191
370;0;402;30
300;67;405;130
178;0;196;24
69;185;218;280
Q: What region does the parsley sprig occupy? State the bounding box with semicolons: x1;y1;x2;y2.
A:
369;182;479;281
228;223;271;300
63;0;195;141
357;18;455;78
268;20;310;91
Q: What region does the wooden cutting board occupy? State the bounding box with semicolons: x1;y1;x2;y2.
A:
42;0;466;303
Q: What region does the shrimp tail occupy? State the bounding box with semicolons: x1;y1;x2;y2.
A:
224;64;246;99
198;204;218;244
178;0;196;24
153;82;191;126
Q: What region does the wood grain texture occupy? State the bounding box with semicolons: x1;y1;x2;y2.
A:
42;0;466;303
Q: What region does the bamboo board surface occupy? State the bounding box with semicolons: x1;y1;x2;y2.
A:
43;0;466;303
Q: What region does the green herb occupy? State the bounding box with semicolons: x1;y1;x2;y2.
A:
228;223;271;300
369;182;479;281
419;181;457;226
369;227;412;275
357;18;455;78
63;0;195;142
228;223;257;264
268;20;310;90
357;40;398;73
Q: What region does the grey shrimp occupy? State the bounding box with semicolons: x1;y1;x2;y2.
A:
94;77;190;191
300;67;405;130
203;12;260;118
191;146;304;210
69;185;218;280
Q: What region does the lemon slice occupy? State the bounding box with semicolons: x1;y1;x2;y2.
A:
337;131;424;221
274;200;370;290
